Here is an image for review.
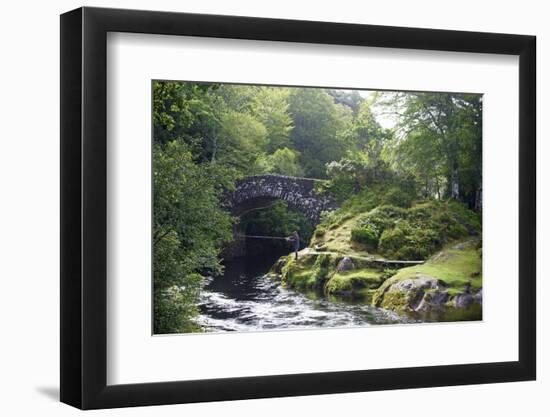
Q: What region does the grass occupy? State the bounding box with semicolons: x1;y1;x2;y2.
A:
372;240;482;310
312;216;370;257
390;245;482;290
325;268;384;295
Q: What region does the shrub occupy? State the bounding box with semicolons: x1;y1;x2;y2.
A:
321;183;481;262
393;244;430;261
358;205;405;234
314;226;326;238
378;222;408;254
153;274;202;334
447;200;481;233
382;186;415;208
447;223;469;240
380;268;397;282
351;224;379;251
378;220;440;260
352;199;481;261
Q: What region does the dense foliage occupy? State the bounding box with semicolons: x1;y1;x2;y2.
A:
352;201;480;260
153;81;482;332
153;140;235;333
382;92;482;209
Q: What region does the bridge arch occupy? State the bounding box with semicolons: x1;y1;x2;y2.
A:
226;174;338;225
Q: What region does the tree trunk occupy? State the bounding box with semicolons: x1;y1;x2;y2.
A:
474;187;482;212
211;137;217;162
425;175;429;198
451;164;459;200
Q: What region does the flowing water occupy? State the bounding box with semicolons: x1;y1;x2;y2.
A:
197;250;411;332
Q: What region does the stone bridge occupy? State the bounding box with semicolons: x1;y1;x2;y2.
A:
226;174;338;225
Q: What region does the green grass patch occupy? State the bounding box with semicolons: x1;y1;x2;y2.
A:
405;248;482;290
373;241;482;308
325;268;384;295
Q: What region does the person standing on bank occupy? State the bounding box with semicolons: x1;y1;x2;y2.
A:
287;230;300;260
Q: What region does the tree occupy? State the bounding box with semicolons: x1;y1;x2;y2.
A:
343;101;392;159
255;147;304;177
383;92;482;209
327;89;363;113
326;151;397;201
215;111;268;172
288;88;350;178
391;129;445;199
250;87;294;152
152;81;220;153
153;141;235;333
455;95;482;210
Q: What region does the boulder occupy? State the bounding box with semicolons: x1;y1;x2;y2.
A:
415;290;450;312
336;256;355;272
473;289;482;304
453;289;482;308
454;293;475;308
375;274;447;311
269;256;287;275
390;275;440;292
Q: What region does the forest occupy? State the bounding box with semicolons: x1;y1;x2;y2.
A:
152;81;482;334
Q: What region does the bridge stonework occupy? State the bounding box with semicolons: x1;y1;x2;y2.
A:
226;174;338;225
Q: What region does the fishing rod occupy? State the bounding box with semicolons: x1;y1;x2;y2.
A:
236;234;289;240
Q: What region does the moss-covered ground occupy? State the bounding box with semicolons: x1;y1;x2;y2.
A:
275;188;482;318
372;239;482;311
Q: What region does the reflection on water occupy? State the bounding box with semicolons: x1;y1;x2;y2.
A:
197;252;411;332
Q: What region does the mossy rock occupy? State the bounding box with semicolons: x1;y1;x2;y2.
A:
325;268;384;297
269;256;288;275
281;252;340;291
372;239;482;313
373;274;444;312
377;289;410;311
281;259;316;290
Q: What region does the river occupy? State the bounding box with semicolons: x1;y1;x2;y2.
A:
197;250;411;332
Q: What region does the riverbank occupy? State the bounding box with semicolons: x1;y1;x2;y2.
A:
271;197;482;321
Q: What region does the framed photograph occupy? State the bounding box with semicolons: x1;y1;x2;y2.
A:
60;6;536;409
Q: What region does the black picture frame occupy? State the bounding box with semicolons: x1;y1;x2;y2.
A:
60;6;536;410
